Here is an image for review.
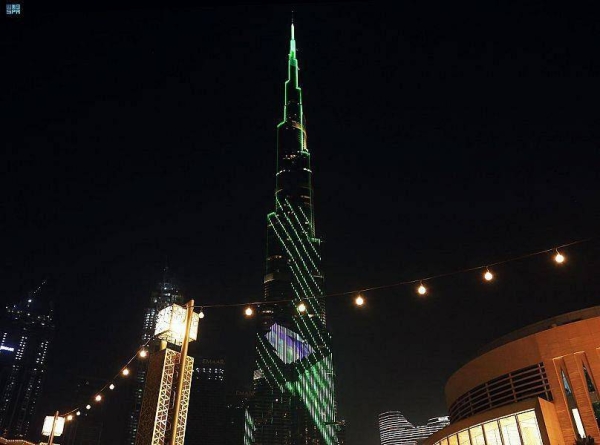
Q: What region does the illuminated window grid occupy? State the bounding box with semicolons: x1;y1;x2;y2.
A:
433;410;543;445
449;363;552;422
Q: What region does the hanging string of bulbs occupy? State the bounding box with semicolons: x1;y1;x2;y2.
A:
57;337;154;422
51;236;593;425
192;237;593;316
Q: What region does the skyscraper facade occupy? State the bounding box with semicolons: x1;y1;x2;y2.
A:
379;412;450;445
245;23;341;445
185;358;226;445
0;282;54;440
124;270;182;445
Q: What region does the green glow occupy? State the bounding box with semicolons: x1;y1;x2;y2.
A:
259;200;337;445
248;23;340;445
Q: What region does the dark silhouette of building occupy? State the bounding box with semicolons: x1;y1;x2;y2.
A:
185;358;226;445
123;269;182;445
245;22;342;445
225;389;252;445
64;376;108;445
0;281;54;441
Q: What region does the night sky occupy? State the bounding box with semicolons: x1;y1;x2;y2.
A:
3;2;600;445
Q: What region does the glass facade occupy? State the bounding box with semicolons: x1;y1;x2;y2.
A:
433;410;543;445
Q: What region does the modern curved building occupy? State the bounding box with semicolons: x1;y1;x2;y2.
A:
379;412;449;445
425;305;600;445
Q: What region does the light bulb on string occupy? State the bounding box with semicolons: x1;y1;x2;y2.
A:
417;282;427;296
484;268;494;281
355;295;365;306
244;306;254;317
122;368;130;376
199;307;205;319
67;415;73;421
76;411;81;416
297;302;307;313
86;405;91;410
554;249;565;264
109;384;115;390
95;394;102;402
139;349;148;358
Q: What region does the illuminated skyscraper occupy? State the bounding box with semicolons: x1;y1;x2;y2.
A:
124;269;182;445
245;23;341;445
379;412;450;445
0;282;54;440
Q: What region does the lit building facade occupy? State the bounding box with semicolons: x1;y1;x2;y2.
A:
245;23;342;445
379;412;449;445
124;270;182;445
0;283;54;440
425;305;600;445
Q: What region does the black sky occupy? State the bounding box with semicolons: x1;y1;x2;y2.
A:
2;2;600;445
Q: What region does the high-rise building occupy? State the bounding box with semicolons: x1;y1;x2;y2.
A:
0;282;54;441
379;412;449;445
185;358;226;445
245;22;342;445
124;269;182;445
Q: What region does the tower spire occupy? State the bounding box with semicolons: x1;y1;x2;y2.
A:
290;19;296;57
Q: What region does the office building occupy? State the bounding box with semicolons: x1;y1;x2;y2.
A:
424;305;600;445
185;358;226;445
0;282;54;440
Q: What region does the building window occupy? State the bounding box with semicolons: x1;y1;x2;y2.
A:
483;420;503;445
517;411;543;445
572;408;586;439
561;369;573;396
583;363;596;393
469;425;485;445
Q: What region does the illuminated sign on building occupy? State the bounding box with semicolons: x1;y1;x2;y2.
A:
6;4;21;15
0;345;15;352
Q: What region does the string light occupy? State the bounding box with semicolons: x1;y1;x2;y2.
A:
49;238;592;422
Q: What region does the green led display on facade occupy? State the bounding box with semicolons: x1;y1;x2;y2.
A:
245;23;342;445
